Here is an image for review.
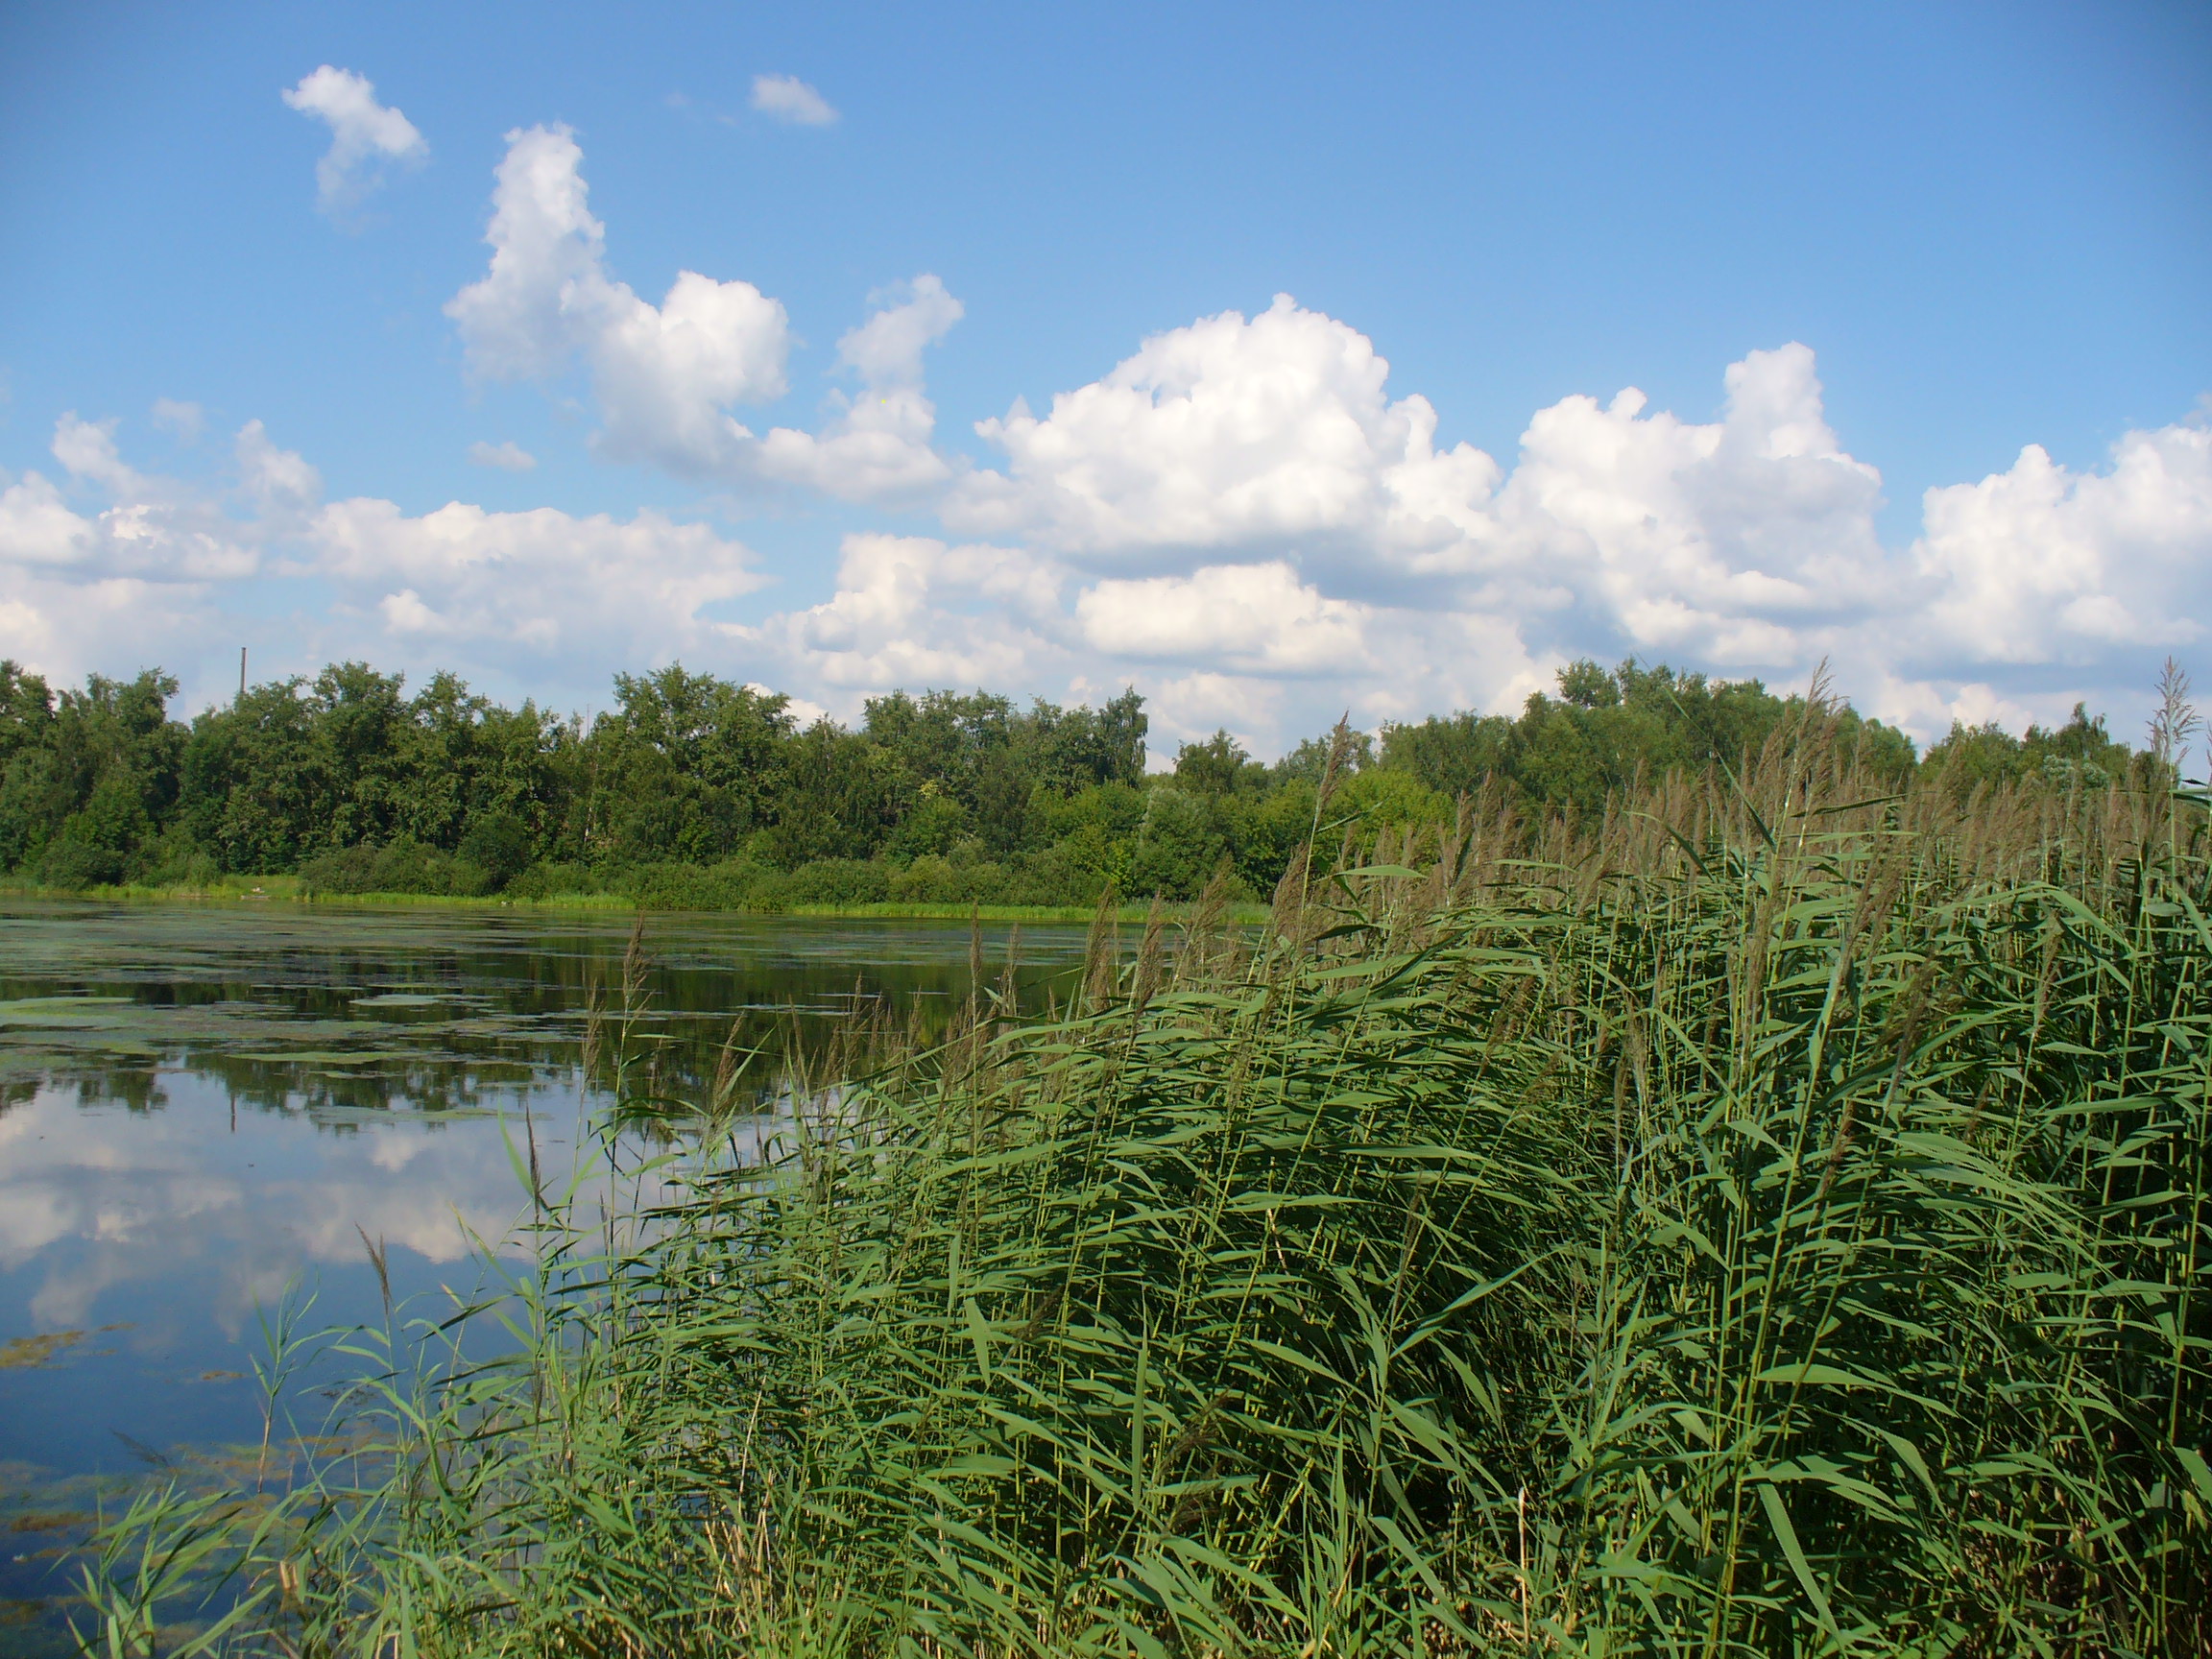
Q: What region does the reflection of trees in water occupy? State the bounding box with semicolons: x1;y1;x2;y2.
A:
187;1052;549;1118
1;912;1091;1128
56;1066;172;1114
0;1063;175;1114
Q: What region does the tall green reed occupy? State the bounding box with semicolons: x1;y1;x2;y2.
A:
76;708;2212;1656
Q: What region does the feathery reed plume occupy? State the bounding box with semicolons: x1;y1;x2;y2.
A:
2150;654;2201;781
1081;882;1118;1012
1130;894;1166;1010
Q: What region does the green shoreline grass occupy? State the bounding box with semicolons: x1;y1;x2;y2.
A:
0;876;1262;926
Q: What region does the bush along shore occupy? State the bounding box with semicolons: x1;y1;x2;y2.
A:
78;707;2212;1655
0;653;2167;913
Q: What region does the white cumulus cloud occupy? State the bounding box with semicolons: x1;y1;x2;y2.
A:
748;276;965;500
0;414;761;711
446;124;792;474
1077;562;1376;675
282;66;427;216
52;413;150;499
946;294;1501;577
904;301;1922;744
1487;342;1892;666
445;127;953;500
1911;422;2212;668
308;497;766;679
849;304;2206;748
837;275;965;386
0;471;98;568
732;534;1062;694
750;75;838;126
41;414;269;579
0;440;235;690
235;419;324;524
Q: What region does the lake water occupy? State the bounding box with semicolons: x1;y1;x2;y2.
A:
0;899;1089;1643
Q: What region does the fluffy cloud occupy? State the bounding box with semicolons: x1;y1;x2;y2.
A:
732;534;1062;694
0;471;96;568
725;534;1547;753
751;74;838;126
235;419;324;524
0;414;761;709
748;277;965;499
445;126;615;382
51;412;148;498
909;302;1916;745
41;414;267;580
837;276;964;387
445;128;954;500
1911;422;2212;668
1077;562;1376;675
920;300;2208;747
942;301;1891;662
948;295;1499;573
281;66;427;216
309;496;765;677
446;125;792;472
1489;343;1892;665
0;416;293;690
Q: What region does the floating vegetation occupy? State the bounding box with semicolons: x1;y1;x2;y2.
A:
0;997;136;1020
0;1333;84;1371
9;1513;92;1535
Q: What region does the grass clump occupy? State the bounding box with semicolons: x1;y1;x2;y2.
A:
77;709;2212;1655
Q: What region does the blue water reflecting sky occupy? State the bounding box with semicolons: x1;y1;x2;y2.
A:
0;900;1090;1638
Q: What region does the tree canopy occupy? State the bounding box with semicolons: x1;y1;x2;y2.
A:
0;653;2168;906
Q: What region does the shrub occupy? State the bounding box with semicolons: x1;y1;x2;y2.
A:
36;837;123;890
456;810;533;891
504;860;600;901
296;843;382;895
627;859;768;911
779;857;894;906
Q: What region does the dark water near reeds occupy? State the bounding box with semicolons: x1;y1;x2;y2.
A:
0;900;1085;1638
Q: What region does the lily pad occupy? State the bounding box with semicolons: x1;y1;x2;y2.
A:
0;998;139;1027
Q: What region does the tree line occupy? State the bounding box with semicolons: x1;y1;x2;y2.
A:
0;654;2155;907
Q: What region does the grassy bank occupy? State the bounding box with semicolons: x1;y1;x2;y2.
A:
0;873;313;902
0;875;1264;926
77;714;2212;1655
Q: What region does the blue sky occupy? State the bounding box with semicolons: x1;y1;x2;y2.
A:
3;1;2208;753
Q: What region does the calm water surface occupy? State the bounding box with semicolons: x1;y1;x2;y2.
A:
0;899;1084;1637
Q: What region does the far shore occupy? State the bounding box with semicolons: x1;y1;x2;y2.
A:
0;878;1268;926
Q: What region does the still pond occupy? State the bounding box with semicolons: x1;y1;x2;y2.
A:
0;899;1087;1639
